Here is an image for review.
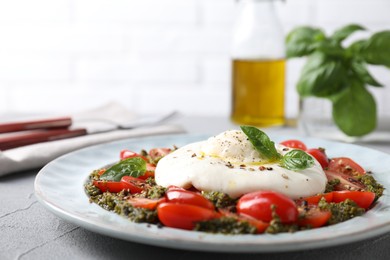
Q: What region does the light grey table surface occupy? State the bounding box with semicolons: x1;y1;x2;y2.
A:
1;115;390;260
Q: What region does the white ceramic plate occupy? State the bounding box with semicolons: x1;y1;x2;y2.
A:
34;134;390;252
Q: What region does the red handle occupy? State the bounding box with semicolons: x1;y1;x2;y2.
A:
0;117;72;133
0;128;87;150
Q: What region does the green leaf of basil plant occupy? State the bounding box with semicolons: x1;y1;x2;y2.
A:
331;24;365;43
286;24;390;137
361;31;390;67
297;52;348;97
100;157;146;182
351;61;383;87
332;80;377;136
280;150;314;171
240;126;282;162
286;26;326;58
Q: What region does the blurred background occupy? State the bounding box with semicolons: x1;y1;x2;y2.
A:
0;0;389;120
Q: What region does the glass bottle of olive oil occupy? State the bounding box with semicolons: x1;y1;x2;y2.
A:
231;0;285;127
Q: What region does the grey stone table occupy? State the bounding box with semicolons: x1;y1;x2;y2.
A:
2;116;390;260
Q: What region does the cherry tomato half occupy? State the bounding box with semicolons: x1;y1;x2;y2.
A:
149;148;171;161
297;192;333;205
280;140;307;150
307;148;329;169
138;163;156;180
218;209;269;234
93;180;126;193
327;157;365;176
120;176;145;194
324;170;365;191
297;207;331;228
127;197;166;210
120;149;148;162
237;191;298;224
165;189;215;210
157;202;219;230
332;191;375;209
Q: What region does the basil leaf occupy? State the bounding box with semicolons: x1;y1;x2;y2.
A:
240;126;281;161
280;150;314;171
332;81;377;136
347;39;366;56
351;61;383;87
286;27;325;58
331;24;365;43
297;52;347;97
314;40;344;57
361;31;390;67
100;157;146;182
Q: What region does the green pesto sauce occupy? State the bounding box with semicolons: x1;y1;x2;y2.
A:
201;191;237;209
318;198;365;225
114;201;158;223
325;179;341;193
194;217;257;234
356;174;384;200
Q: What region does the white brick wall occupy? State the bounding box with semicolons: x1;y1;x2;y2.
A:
0;0;389;120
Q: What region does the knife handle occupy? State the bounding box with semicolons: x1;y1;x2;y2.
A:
0;117;72;133
0;128;87;151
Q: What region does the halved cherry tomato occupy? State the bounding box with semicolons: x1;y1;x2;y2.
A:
157;202;219;230
237;191;298;224
219;209;269;234
127;197;166;210
280;140;307;150
120;176;145;194
167;185;186;191
165;189;215;210
307;148;329;168
120;149;148;162
297;193;333;205
332;191;375;209
93;180;126;193
97;169;106;175
138;163;156;180
327;157;365;176
149;148;171;161
325;170;365;191
297;207;331;228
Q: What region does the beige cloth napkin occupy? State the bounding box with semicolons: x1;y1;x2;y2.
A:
0;103;184;177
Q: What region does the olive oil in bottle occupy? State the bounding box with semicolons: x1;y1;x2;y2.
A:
231;59;285;126
230;0;286;127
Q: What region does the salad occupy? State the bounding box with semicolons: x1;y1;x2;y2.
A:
85;126;384;235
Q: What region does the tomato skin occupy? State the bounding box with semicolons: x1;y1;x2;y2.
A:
97;169;106;176
297;193;333;205
237;191;299;224
127;197;166;210
327;157;365;176
332;191;375;209
149;148;171;160
138;163;156;180
280;140;307;150
93;180;125;193
307;148;329;168
297;207;331;228
219;209;269;234
165;189;215;210
120;149;148;162
157;202;219;230
120;176;145;194
325;170;365;191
